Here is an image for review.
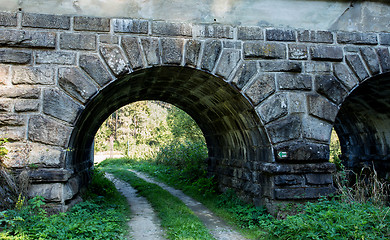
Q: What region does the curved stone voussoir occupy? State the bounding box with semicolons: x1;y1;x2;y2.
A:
184;39;202;67
79;54;113;87
307;93;338;123
315;74;348;105
376;47;390;73
302;115;332;143
160;38;184;65
257;92;288;124
345;54;370;82
201;39;222;72
140;37;161;66
58;67;99;104
265;114;302;144
359;47;380;76
28;115;73;147
215;48;241;79
244;73;275;106
333;63;359;90
99;44;130;76
43;88;84;124
121;36;145;70
231;61;258;89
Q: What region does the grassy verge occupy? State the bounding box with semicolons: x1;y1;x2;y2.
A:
99;158;390;240
102;166;215;240
0;169;130;240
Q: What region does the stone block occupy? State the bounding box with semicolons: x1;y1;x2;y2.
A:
12;66;55;85
359;47;380;75
244;42;286;59
43;88;83;124
29;169;71;183
302;116;332;142
298;30;333;43
28;183;63;202
201;39;222;72
28;115;72;147
79;54;112;87
275;186;335;200
376;48;390;73
64;177;79;200
345;54;370;81
0;65;9;85
258;162;335;174
215;49;241;79
74;16;110;32
0;49;31;64
223;40;241;49
185;40;201;67
266;114;301;144
161;38;184;65
288;44;308;60
260;61;302;72
277;73;312;90
195;24;234;39
0;12;17;26
58;67;98;104
121;37;145;69
288;92;306;113
257;93;288;123
0;126;25;141
152;21;192;36
0;86;40;99
0;113;26;126
99;35;119;44
315;74;348;105
231;61;257;89
0;30;56;48
113;18;148;34
310;45;343;61
333;63;358;90
60;33;96;51
307;94;338;122
266;29;296;41
305;173;333;185
379;33;390;46
275;175;304;186
140;38;160;66
22;13;70;29
100;44;130;75
245;73;275;105
337;32;378;45
35;51;76;65
14;100;39;112
0;100;12;112
304;62;331;73
237;26;264;40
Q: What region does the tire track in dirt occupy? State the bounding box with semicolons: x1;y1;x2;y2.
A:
129;170;248;240
105;173;166;240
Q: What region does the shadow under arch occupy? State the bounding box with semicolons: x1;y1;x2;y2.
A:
67;66;273;201
334;72;390;178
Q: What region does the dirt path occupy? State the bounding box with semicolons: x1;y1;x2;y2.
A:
105;173;166;240
129;170;248;240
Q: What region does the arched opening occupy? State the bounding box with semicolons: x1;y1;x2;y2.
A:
67;66;272;203
334;73;390;179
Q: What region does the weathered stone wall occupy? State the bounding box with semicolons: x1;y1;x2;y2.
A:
0;1;390;32
0;11;389;212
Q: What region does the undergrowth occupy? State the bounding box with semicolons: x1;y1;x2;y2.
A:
103;166;214;240
100;157;390;239
0;169;130;240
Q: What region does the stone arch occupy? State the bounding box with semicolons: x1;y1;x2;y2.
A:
327;46;390;178
67;65;273;205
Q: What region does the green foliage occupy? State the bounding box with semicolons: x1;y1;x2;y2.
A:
268;198;390;240
104;167;215;240
0;138;8;160
0;169;129;240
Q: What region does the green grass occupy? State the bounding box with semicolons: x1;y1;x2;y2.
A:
0;169;130;240
102;166;215;240
99;158;390;240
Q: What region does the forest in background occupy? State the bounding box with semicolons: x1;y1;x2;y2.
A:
94;101;206;159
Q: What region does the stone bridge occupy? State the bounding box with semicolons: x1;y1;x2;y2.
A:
1;11;389;212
